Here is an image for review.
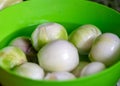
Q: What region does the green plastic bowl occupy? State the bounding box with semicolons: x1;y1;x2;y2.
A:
0;0;120;86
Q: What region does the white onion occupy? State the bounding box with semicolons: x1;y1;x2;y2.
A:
37;40;79;72
10;37;31;53
0;46;27;69
69;24;101;55
44;72;76;81
0;0;23;10
80;62;106;77
89;33;120;66
14;62;44;80
31;22;68;51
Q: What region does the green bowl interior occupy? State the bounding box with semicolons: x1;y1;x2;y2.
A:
0;0;120;86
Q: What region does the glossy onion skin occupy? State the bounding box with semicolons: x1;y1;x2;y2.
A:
0;46;27;69
89;33;120;66
13;62;44;80
44;72;76;81
69;24;101;55
37;40;79;72
80;62;106;77
31;23;68;51
0;0;23;10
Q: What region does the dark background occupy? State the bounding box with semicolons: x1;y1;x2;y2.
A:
92;0;120;12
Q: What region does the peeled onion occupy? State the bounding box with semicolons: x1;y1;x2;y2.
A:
37;40;79;72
